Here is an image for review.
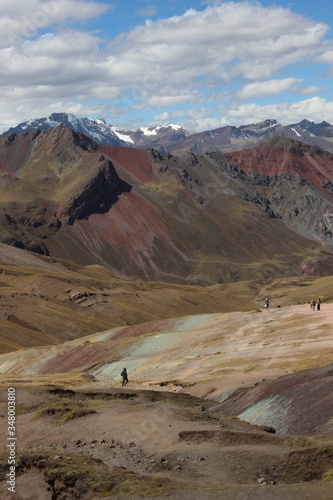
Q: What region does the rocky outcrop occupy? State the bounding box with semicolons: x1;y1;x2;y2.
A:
225;138;333;249
59;157;131;225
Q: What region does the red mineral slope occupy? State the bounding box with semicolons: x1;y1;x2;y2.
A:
67;189;186;276
226;137;333;201
0;130;40;176
101;145;155;184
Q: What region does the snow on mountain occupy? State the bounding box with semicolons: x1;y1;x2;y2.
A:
0;113;127;147
1;114;333;154
139;124;182;136
291;127;301;137
0;114;193;150
111;127;134;144
158;124;182;131
140;127;157;136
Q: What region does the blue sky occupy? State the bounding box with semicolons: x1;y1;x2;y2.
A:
0;0;333;132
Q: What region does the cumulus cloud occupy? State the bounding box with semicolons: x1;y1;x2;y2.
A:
237;78;304;100
317;48;333;76
318;50;333;64
0;0;332;131
176;95;333;132
223;97;333;128
100;2;329;102
0;0;111;46
153;111;169;122
300;85;323;95
111;3;324;87
138;89;204;108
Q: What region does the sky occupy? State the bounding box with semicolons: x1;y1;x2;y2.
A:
0;0;333;133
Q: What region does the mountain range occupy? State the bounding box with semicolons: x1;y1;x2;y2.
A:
2;113;333;154
1;124;333;281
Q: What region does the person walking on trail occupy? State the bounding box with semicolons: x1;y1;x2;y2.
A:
121;368;128;386
317;298;321;311
310;299;316;311
264;298;269;309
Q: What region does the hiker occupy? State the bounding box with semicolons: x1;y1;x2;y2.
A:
264;298;269;308
121;368;128;386
310;299;316;311
317;298;321;311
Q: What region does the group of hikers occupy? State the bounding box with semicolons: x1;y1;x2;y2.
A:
264;297;322;310
310;298;321;311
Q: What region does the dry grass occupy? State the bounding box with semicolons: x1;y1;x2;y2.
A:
0;251;259;353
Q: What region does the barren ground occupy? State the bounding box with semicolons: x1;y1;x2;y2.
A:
0;301;332;499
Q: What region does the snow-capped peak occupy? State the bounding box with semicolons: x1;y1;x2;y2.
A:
140;127;157;136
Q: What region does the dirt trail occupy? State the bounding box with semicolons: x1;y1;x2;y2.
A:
0;385;332;499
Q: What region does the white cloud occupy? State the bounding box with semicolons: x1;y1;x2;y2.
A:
300;85;323;95
238;78;304;100
0;1;111;47
318;50;333;64
317;47;333;76
223;97;333;128
176;96;333;132
0;1;332;131
104;2;329;107
153;111;169;122
139;90;203;108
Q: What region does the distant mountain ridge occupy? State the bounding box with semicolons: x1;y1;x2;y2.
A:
2;113;333;154
1;113;127;147
0;112;193;150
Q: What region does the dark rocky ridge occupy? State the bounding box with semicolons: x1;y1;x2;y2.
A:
59;156;132;225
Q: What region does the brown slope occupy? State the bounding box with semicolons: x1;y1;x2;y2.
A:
0;242;258;353
0;131;39;177
1;384;333;500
